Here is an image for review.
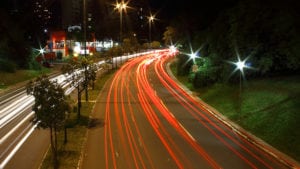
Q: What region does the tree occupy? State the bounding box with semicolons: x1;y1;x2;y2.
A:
62;59;85;120
62;56;98;120
163;26;177;46
176;54;194;76
0;9;32;69
151;41;161;49
26;75;70;169
86;60;98;89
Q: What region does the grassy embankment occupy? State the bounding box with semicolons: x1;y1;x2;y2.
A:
0;68;51;89
170;63;300;162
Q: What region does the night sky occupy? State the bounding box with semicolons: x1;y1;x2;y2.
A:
148;0;238;19
147;0;299;23
1;0;299;41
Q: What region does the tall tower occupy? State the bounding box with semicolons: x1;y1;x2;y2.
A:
61;0;82;29
31;0;62;31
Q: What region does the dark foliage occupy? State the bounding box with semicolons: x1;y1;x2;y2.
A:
174;0;300;88
176;54;193;76
26;75;70;169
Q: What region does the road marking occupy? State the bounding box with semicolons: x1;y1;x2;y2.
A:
179;123;196;142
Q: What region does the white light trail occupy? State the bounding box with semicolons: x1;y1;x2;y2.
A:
0;124;37;169
0;96;34;129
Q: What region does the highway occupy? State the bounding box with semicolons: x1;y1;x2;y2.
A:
0;49;296;169
0;73;75;169
0;51;150;169
81;49;293;169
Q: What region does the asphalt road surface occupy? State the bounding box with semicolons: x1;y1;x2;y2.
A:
0;72;81;169
80;50;296;169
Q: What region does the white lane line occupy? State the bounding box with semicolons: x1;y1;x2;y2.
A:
179;123;196;142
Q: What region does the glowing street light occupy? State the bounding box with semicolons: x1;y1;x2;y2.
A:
237;59;245;119
32;46;45;57
187;50;200;73
39;48;45;55
113;1;128;69
169;45;178;55
228;55;251;119
181;43;201;64
236;60;245;71
190;53;198;59
148;15;155;49
187;50;200;64
236;59;245;108
114;1;128;42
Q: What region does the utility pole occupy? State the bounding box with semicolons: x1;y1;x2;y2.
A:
83;0;88;101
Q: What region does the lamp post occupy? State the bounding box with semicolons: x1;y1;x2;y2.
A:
114;1;128;69
234;59;246;119
148;15;154;49
115;1;128;43
228;54;252;120
83;0;88;101
83;0;87;58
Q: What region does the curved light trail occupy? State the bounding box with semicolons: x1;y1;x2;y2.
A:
1;50;296;169
101;49;293;169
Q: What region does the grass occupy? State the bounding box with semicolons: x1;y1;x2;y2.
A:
170;62;300;162
39;69;114;169
0;69;52;89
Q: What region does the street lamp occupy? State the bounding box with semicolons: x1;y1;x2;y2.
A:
229;56;250;119
148;15;155;49
235;59;245;108
114;1;128;42
114;1;128;69
83;0;87;58
186;47;200;64
169;45;178;55
39;48;45;55
236;59;245;119
83;0;89;100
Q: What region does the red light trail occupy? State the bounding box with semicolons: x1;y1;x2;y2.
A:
95;50;292;169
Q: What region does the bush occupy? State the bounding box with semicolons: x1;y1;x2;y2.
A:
56;51;63;60
0;59;17;73
28;59;42;70
193;69;217;88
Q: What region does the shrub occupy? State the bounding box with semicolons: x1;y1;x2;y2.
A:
0;59;17;73
56;51;63;60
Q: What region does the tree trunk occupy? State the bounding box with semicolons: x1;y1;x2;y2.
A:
50;127;58;169
54;127;58;169
85;85;89;101
85;69;89;101
85;83;88;101
77;86;81;120
64;126;67;144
